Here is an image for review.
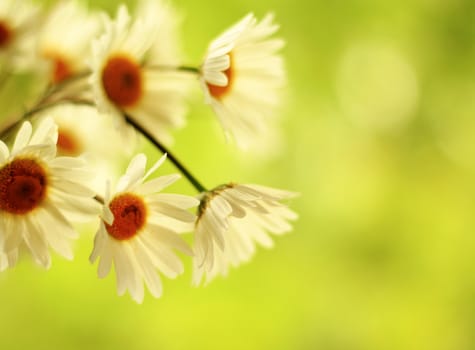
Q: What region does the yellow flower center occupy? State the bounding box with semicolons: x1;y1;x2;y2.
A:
102;55;143;108
105;193;147;241
207;54;234;99
0;158;47;215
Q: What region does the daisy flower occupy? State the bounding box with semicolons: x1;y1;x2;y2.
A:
0;0;41;72
0;118;100;271
90;153;199;303
38;0;102;84
192;183;298;286
89;4;189;144
200;13;285;149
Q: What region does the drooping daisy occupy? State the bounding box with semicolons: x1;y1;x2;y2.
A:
200;13;285;149
0;118;100;271
90;153;198;303
89;4;190;144
0;0;41;72
38;0;101;85
192;183;297;286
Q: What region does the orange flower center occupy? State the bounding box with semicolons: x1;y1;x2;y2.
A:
207;54;234;99
0;158;47;215
57;128;81;156
52;57;72;83
105;193;147;241
0;20;12;48
102;55;143;108
42;52;73;83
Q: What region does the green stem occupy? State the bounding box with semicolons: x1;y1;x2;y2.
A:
178;65;201;74
145;64;201;75
124;113;207;193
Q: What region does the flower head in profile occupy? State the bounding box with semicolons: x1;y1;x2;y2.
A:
0;118;100;271
90;153;199;303
89;4;189;144
200;13;285;149
0;0;40;71
38;0;102;84
192;183;297;285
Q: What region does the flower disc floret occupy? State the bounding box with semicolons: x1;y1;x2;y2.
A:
56;128;81;155
105;193;147;241
102;54;143;107
45;54;72;83
0;158;47;215
0;20;12;47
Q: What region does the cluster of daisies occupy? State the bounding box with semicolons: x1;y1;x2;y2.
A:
0;0;297;303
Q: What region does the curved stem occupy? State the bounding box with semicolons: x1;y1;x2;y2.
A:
124;113;207;193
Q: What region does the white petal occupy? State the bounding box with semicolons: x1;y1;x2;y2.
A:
117;153;147;192
0;141;9;163
136;174;180;195
30;117;58;145
240;183;299;200
148;202;196;223
200;211;226;251
143;153;167;181
148;193;199;209
90;223;106;264
42;200;79;239
132;239;163;298
12;121;32;155
112;242;134;295
24;218;51;269
140;233;184;278
147;224;193;256
98;245;113;278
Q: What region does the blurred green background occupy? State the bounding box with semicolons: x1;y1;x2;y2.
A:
2;0;475;349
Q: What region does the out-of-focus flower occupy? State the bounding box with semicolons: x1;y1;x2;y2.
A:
90;153;198;303
89;4;189;144
38;0;102;86
0;0;41;72
192;183;297;285
200;13;285;149
35;104;134;194
0;118;100;271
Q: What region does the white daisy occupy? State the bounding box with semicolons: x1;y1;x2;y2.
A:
200;13;285;149
90;153;199;303
192;183;298;286
0;118;100;271
89;4;190;144
38;0;101;84
0;0;41;72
